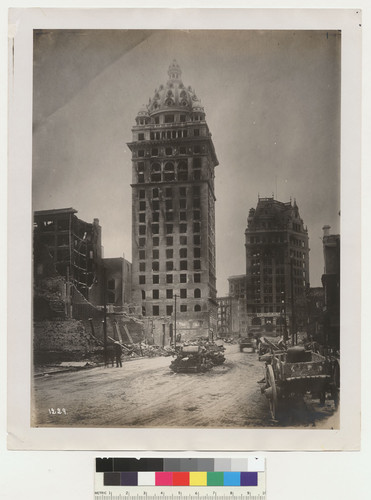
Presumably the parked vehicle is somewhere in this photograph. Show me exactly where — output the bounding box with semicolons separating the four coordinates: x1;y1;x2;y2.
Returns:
261;345;340;419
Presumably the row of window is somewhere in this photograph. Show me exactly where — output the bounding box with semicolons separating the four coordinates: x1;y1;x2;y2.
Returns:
136;144;203;158
140;273;201;285
139;200;201;213
138;235;201;248
138;185;200;199
138;128;202;141
139;248;201;260
138;222;202;235
137;112;204;126
139;211;201;224
143;288;202;300
138;259;201;277
149;303;202;316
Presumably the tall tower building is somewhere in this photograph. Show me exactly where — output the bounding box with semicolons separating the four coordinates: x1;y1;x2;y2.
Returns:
128;60;218;339
245;197;310;337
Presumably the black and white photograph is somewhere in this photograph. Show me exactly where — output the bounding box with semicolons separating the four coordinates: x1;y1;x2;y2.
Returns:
6;8;362;453
30;27;342;430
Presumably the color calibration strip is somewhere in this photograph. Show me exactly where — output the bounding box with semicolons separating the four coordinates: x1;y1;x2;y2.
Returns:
95;458;265;487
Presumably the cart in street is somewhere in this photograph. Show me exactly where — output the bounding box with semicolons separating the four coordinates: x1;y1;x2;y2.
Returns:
262;345;340;420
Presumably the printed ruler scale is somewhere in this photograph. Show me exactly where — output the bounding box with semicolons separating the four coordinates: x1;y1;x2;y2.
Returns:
95;458;266;500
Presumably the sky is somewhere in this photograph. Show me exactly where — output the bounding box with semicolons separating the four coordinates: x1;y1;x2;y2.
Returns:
32;29;341;295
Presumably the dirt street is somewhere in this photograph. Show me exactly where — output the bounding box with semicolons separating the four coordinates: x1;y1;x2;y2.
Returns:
32;343;338;428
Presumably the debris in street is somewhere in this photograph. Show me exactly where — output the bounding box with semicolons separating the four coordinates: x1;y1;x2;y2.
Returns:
169;339;225;373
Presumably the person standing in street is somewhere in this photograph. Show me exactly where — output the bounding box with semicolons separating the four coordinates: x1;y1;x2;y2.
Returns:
114;341;123;368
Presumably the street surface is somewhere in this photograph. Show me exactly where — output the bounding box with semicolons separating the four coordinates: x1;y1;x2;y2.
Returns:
32;343;338;428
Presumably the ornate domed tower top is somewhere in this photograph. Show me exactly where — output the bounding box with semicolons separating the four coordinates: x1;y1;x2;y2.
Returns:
132;60;206;119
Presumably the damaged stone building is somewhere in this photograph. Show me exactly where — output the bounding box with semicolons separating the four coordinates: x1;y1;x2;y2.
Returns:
128;60;219;340
33;208;104;308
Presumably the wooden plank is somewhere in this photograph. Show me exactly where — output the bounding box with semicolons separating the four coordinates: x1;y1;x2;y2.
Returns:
123;324;134;343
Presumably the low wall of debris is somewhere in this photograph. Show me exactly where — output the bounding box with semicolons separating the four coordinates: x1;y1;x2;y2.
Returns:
33;319;101;364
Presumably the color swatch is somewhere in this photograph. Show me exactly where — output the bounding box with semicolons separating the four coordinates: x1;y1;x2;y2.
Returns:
96;458;262;487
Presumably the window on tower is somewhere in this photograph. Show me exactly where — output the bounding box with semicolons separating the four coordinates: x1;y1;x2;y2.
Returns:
151;163;161;182
139;201;146;211
164;162;175;181
180;274;187;283
153;275;159;284
164;115;175;123
178;161;188;181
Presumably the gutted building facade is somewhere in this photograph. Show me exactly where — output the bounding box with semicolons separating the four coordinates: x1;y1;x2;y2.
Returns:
245;197;310;336
33;208;103;304
128;60;218;339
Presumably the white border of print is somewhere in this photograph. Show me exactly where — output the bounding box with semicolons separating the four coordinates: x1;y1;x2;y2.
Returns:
7;7;361;450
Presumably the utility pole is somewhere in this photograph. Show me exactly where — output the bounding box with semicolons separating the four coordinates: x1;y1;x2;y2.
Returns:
174;294;177;349
103;266;107;364
290;258;296;346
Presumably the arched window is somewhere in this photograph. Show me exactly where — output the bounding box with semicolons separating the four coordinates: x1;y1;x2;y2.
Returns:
164;162;175;182
194;288;201;299
151;163;161;182
194;304;201;312
177;161;188;181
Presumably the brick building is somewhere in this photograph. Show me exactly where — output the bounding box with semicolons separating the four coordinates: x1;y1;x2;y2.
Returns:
217;296;232;337
227;275;249;336
128;60;218;339
245;197;310;337
103;256;132;309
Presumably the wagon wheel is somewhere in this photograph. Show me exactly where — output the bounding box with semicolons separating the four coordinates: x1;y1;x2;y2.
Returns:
266;364;278;420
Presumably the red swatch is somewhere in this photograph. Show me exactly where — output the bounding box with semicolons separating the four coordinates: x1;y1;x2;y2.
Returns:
172;472;190;486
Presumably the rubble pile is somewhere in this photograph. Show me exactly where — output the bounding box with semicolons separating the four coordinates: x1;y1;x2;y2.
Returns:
169;339;225;373
33;320;101;364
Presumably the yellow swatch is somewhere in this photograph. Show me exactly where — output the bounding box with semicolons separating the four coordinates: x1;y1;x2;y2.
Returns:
189;472;207;486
